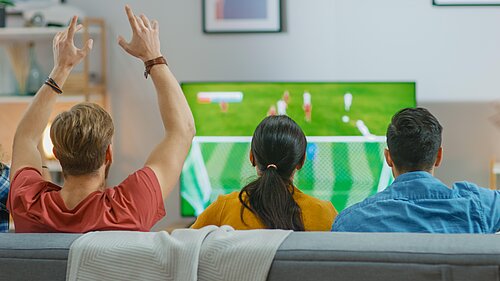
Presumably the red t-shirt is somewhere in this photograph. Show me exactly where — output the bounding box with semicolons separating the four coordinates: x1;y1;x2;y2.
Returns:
7;167;166;233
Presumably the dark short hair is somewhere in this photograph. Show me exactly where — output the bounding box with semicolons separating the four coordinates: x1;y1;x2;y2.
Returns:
386;108;443;172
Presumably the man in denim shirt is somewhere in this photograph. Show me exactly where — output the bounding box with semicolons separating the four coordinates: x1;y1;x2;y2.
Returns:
332;108;500;233
0;163;9;232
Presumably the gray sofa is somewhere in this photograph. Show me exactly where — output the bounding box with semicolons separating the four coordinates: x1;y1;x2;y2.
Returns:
0;232;499;281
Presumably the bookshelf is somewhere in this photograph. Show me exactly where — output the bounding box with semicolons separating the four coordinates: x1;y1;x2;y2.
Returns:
0;18;108;168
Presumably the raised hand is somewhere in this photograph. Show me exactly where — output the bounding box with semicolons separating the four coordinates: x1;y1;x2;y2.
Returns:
118;5;162;62
53;16;93;70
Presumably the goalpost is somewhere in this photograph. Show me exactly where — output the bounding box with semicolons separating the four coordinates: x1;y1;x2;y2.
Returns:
181;136;393;216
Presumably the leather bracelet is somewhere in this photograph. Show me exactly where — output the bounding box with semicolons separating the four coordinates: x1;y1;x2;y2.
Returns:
144;56;168;79
44;77;63;94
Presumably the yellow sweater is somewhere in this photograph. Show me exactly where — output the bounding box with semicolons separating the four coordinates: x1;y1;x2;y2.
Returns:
191;188;337;231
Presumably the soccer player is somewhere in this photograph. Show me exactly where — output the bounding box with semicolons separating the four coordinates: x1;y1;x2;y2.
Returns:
303;91;312;122
267;105;277;116
356;120;373;137
344;92;352;112
277;99;287;115
283;90;290;104
219;101;228;113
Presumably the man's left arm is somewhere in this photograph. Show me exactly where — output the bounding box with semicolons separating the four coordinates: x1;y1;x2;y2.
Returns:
9;16;92;181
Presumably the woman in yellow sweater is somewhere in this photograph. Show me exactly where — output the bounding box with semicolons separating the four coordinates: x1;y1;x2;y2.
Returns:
191;115;337;231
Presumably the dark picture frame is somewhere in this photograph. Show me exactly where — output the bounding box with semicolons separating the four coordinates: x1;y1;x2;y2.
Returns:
433;0;500;5
203;0;282;33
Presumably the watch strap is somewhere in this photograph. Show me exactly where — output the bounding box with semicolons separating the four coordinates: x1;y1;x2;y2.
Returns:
144;56;168;79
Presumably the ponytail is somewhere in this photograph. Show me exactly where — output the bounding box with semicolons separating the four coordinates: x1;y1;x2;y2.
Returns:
240;115;307;231
239;165;305;231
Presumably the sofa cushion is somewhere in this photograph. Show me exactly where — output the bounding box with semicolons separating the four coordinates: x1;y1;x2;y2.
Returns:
268;232;500;281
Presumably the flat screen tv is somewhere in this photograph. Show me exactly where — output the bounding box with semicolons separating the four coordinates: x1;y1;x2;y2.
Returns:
180;82;416;217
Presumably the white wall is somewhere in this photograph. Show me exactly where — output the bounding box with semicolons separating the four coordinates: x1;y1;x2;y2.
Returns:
67;0;500;227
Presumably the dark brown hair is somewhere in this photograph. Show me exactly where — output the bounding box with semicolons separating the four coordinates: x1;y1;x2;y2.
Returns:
239;115;306;231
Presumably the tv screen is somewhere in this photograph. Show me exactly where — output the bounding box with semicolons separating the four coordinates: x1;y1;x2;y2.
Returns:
180;82;416;217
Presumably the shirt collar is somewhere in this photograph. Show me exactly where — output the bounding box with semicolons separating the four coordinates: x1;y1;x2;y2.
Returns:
386;171;453;197
393;171;434;184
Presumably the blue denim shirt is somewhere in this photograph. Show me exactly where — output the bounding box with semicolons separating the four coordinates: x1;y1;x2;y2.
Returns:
332;171;500;233
0;165;9;232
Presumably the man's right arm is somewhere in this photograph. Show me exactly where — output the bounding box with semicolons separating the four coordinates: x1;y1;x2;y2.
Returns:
118;6;195;199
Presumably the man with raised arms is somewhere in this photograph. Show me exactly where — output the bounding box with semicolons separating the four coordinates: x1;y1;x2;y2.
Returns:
8;6;195;233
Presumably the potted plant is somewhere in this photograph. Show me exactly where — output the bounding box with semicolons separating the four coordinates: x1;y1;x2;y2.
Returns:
0;0;14;28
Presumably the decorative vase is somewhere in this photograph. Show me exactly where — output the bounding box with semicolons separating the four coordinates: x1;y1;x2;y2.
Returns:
25;42;45;96
0;47;18;95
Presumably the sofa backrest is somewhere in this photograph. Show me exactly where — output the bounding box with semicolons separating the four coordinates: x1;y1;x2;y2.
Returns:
0;233;79;281
0;232;499;281
270;232;500;281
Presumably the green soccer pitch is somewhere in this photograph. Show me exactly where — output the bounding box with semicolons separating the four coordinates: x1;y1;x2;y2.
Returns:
183;82;416;136
180;82;416;217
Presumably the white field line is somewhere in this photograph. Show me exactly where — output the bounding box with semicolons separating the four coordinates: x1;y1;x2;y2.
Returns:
190;142;212;203
312;143;334;200
180;150;206;216
377;162;393;192
204;143;234;197
193;136;386;143
345;143;375;207
377;142;392;192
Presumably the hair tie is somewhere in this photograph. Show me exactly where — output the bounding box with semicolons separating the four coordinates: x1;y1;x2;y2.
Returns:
266;164;278;170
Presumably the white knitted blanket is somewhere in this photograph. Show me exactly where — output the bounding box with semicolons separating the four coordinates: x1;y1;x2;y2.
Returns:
66;226;291;281
199;225;291;281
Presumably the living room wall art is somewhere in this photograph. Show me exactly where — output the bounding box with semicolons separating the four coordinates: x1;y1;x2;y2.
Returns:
203;0;281;33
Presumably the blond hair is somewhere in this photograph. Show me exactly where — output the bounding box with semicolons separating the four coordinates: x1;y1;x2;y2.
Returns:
50;103;114;176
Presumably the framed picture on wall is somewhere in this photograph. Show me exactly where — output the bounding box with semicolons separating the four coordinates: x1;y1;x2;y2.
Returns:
203;0;281;33
433;0;500;5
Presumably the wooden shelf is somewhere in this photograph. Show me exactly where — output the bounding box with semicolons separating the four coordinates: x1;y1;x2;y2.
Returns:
0;95;90;104
0;18;108;165
0;90;106;105
0;26;101;42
